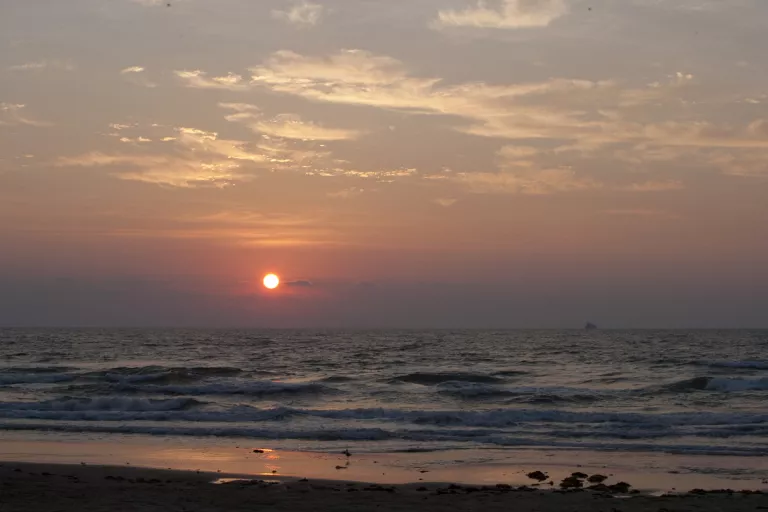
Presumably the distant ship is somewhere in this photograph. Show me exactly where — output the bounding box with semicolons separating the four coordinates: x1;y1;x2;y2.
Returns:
584;322;598;330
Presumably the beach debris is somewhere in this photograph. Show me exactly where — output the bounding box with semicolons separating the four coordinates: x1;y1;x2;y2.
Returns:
272;470;278;474
342;449;351;457
419;470;429;473
253;449;265;453
588;474;608;483
299;478;309;482
526;471;548;481
335;465;347;470
571;472;588;479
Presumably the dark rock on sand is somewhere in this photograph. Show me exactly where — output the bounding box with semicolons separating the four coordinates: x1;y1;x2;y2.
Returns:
253;449;265;453
588;474;608;483
571;472;588;479
560;476;584;489
587;483;610;492
526;471;548;481
608;482;632;493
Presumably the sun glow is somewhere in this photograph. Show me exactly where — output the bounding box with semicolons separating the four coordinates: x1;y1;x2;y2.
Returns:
263;273;280;289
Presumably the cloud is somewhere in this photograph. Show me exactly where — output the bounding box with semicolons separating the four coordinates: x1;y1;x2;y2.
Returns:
310;167;417;182
219;102;260;113
256;115;361;141
455;168;601;195
285;280;314;287
183;50;768;188
219;103;360;141
121;66;145;74
8;60;75;72
602;209;678;218
620;180;684;192
246;50;698;149
114;210;343;247
109;123;136;130
55;127;268;187
130;0;178;5
0;103;52;127
174;70;248;91
272;1;324;27
435;0;568;29
434;198;458;207
704;149;768;177
256;135;332;168
120;66;157;87
328;187;364;198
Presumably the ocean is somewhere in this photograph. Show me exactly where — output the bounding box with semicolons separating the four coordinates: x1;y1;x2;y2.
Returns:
1;329;767;463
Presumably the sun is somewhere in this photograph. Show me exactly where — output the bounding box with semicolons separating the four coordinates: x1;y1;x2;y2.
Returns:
263;273;280;290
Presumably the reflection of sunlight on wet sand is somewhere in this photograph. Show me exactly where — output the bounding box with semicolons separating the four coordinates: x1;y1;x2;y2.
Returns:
2;435;767;492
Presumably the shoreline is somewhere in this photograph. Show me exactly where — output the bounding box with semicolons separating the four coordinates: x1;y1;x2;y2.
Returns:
2;461;768;512
1;433;767;493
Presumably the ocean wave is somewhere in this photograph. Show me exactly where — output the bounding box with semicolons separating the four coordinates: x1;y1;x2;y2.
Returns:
126;380;332;396
707;361;768;370
0;421;766;456
0;422;392;441
85;366;243;385
492;370;529;377
0;397;201;412
436;382;605;402
657;376;768;393
390;372;506;385
706;377;768;392
3;404;766;429
0;373;76;385
0;366;76;374
320;376;357;383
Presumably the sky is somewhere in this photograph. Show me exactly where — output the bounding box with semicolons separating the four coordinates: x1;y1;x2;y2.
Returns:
1;0;767;328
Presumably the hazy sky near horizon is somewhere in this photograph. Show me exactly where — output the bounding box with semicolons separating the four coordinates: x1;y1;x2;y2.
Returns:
1;0;768;327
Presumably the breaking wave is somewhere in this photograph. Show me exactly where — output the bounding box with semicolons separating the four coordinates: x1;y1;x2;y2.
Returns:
390;372;507;385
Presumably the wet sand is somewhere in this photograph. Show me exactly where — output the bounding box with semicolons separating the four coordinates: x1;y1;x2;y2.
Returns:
2;461;768;512
2;434;767;492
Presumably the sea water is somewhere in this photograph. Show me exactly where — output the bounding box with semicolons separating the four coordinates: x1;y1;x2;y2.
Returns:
1;329;767;465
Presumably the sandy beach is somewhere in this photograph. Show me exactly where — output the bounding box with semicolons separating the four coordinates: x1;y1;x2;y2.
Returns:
2;435;768;512
3;434;768;492
2;461;768;512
